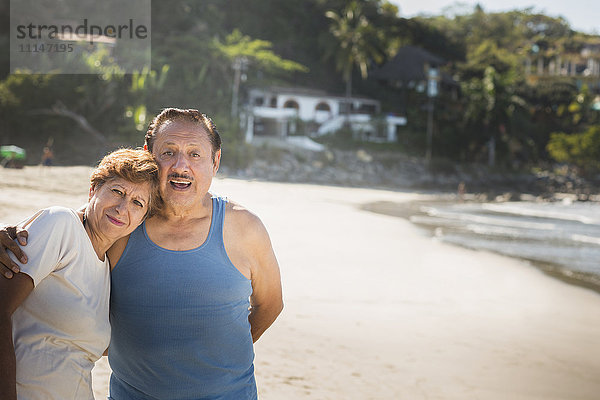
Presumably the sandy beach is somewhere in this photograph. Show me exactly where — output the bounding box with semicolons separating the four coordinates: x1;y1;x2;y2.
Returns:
2;166;600;400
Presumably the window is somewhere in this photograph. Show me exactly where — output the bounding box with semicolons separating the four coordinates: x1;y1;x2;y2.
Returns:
283;99;299;109
315;102;331;112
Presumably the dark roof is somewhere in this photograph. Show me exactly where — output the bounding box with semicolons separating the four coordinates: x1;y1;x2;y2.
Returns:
371;45;445;82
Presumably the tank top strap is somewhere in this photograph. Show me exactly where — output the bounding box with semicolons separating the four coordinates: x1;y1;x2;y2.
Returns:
208;196;228;249
135;220;148;242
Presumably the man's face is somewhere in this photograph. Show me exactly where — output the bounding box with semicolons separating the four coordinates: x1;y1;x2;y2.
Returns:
151;120;221;212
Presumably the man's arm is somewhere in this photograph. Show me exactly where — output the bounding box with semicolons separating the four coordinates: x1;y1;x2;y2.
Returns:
0;273;34;400
0;207;74;279
0;225;28;279
244;215;284;343
224;203;284;342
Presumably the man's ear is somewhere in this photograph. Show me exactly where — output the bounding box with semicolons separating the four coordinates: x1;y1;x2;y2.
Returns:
89;185;95;201
213;149;222;176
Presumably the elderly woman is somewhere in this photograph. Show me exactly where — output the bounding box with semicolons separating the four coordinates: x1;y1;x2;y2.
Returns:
0;148;159;400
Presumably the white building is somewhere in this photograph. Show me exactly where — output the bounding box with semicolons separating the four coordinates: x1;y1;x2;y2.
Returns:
243;86;406;144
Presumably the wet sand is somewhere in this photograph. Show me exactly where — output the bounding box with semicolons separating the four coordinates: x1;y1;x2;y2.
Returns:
1;166;600;399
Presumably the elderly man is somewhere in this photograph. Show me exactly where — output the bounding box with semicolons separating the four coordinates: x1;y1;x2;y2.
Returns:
0;108;283;399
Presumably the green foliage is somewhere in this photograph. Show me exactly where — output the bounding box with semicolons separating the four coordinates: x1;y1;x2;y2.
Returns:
215;30;308;74
417;5;600;166
127;65;170;133
547;126;600;171
455;39;528;165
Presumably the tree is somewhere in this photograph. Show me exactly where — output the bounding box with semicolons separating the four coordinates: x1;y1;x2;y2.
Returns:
457;40;527;165
547;126;600;172
325;1;382;120
214;29;308;117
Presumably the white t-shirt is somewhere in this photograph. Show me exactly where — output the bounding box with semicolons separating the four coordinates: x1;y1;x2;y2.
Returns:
10;206;111;400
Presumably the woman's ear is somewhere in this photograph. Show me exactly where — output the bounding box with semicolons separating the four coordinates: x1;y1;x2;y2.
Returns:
89;185;95;201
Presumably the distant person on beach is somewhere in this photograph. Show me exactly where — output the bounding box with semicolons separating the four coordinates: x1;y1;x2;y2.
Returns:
0;108;284;399
0;149;158;400
458;181;466;202
40;147;53;167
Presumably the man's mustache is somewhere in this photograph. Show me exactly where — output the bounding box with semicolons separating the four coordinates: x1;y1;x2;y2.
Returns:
167;173;194;181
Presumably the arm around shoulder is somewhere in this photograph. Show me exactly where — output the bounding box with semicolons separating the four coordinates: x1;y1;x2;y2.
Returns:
0;224;29;279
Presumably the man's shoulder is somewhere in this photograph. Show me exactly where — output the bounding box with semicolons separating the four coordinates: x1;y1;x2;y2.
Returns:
224;200;263;229
223;200;270;247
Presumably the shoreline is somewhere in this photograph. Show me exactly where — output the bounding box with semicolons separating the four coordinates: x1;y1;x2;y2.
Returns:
361;198;600;294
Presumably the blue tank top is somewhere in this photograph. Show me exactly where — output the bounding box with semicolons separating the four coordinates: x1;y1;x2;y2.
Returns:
108;197;257;400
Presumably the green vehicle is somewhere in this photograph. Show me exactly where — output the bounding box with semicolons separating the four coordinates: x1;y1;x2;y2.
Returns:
0;145;26;168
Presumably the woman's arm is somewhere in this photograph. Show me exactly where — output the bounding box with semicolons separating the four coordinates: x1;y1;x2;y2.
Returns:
0;273;34;400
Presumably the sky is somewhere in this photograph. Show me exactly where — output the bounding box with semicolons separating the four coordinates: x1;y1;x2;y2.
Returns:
389;0;599;34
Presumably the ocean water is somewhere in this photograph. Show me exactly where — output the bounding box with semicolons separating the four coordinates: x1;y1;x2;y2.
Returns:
408;199;600;291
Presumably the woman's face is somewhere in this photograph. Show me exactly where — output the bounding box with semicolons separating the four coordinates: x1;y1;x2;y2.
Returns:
86;176;152;241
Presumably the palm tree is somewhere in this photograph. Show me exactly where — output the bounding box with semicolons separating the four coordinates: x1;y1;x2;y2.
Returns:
325;1;380;122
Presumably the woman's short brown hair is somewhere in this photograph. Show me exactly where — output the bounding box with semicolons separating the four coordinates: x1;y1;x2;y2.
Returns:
90;148;160;217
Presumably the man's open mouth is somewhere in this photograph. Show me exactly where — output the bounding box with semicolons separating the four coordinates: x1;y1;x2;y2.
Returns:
169;179;192;189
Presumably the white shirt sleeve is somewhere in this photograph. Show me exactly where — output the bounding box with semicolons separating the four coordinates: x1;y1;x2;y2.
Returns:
10;207;80;287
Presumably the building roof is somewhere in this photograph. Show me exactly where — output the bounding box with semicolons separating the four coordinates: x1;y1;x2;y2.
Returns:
370;45;445;82
248;86;379;103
